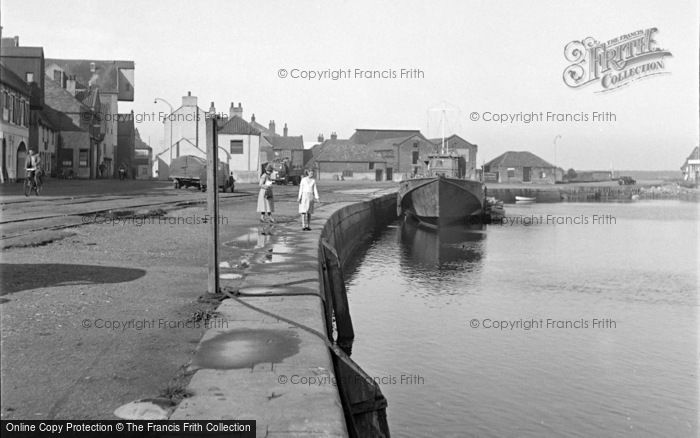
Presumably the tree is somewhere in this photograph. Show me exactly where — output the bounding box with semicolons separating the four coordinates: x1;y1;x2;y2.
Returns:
566;168;577;181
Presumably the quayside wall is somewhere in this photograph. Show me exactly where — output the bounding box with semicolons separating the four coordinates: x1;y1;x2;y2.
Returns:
318;192;396;438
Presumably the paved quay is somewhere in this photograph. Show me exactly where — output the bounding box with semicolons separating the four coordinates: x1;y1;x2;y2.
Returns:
0;180;394;428
169;183;396;437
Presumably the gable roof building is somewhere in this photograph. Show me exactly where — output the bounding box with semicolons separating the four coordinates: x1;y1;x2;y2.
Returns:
485;151;555;169
306;138;387;180
681;146;700;183
484;150;559;184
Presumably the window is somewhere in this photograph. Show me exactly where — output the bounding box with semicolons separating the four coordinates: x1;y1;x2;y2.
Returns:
26;72;34;83
53;70;62;82
507;168;515;177
19;101;24;126
24;101;30;127
412;151;419;164
79;149;89;167
230;140;243;154
342;170;353;178
9;95;15;124
369;162;374;170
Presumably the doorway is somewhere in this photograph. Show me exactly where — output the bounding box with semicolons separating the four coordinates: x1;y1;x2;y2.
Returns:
375;169;383;181
523;167;531;182
16;142;27;181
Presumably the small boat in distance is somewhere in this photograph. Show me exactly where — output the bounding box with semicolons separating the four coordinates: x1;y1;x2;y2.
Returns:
515;195;536;203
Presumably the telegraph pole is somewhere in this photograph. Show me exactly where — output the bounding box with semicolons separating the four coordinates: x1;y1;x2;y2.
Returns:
207;114;220;294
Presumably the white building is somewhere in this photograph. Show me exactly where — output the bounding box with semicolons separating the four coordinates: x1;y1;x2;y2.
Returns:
154;92;207;179
681;146;700;184
216;105;261;183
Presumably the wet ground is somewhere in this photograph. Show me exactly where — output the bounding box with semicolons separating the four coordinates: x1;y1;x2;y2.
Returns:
0;179;394;420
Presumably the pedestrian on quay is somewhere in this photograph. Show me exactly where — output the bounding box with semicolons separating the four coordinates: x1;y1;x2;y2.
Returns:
298;169;320;231
257;164;275;223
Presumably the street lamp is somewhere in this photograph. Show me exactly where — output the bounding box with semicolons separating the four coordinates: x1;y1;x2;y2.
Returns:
554;134;562;182
154;97;174;164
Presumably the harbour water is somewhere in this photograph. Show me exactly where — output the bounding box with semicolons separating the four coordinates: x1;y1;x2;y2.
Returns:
345;201;698;438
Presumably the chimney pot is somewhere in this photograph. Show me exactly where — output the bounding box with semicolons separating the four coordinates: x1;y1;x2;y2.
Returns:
188;91;191;96
283;123;288;137
331;132;337;140
317;133;325;143
251;113;256;123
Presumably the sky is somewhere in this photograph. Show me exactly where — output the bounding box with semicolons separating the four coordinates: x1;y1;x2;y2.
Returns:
2;0;698;170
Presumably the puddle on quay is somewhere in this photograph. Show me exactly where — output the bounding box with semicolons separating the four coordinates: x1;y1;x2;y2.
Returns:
191;329;301;370
261;253;294;264
224;227;272;250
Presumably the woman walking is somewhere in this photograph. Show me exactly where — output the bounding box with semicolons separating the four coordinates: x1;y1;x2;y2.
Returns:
257;164;275;222
298;169;320;230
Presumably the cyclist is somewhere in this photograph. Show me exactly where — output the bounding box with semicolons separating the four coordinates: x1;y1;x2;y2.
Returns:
25;148;42;189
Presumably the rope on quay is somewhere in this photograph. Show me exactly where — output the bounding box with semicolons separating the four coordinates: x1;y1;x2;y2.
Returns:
220;287;333;348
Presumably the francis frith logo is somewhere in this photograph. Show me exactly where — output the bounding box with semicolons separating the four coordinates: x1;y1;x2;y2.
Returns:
563;28;672;92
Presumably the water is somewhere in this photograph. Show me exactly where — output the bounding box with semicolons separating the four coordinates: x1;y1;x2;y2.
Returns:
345;201;698;438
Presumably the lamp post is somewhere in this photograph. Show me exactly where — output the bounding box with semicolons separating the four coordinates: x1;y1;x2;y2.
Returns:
154;97;174;164
554;134;562;182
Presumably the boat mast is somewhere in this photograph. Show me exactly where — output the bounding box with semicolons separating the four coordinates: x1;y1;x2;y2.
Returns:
441;109;446;155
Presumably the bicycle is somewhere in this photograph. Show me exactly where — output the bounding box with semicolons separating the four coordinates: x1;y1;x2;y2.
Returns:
24;169;42;196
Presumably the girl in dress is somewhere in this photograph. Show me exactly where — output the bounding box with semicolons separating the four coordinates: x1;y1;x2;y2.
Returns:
257;164;275;222
298;169;320;230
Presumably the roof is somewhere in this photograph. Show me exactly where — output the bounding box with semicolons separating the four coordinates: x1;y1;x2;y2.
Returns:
217;115;260;135
134;128;151;151
250;119;274;136
428;134;477;148
44;77;89;115
265;135;304;150
0;62;31;95
306;139;385;167
367;134;428;151
485;151;555;168
40;104;83;132
681;146;700;169
350;129;422;144
45;59;134;94
1;46;44;58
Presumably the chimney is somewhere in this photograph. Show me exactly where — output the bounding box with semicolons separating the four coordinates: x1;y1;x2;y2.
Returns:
14;36;19;47
209;102;216;116
331;132;338;140
233;102;243;119
66;75;76;96
182;91;197;107
283;123;288;137
269;120;276;135
251;113;256;123
317;133;324;143
229;102;236;118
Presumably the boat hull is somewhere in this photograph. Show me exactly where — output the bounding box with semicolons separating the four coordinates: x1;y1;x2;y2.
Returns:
397;176;485;227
